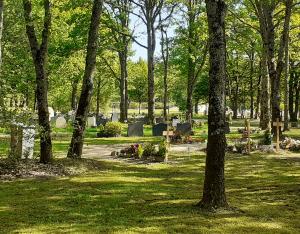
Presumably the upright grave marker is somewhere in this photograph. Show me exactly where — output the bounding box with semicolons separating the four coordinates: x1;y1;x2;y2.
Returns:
163;119;173;162
273;118;283;152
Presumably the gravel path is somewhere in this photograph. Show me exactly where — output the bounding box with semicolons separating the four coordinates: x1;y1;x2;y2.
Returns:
82;143;207;160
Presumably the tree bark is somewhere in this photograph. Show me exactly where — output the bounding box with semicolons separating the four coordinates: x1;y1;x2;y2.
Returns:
119;51;127;122
255;64;261;119
254;0;293;137
198;0;228;210
147;21;156;124
67;0;103;159
259;49;270;129
0;0;3;69
249;49;255;119
160;15;169;121
71;79;79;111
23;0;52;164
96;77;101;116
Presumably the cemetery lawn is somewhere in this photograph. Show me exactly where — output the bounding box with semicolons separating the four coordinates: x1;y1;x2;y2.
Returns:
0;152;299;233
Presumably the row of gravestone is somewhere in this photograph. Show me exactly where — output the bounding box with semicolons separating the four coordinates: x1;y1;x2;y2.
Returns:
127;122;192;137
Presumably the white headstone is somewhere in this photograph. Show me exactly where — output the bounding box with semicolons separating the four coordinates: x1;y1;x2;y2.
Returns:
112;113;119;122
48;107;54;120
56;116;67;128
22;126;35;159
87;116;97;127
172;119;180;127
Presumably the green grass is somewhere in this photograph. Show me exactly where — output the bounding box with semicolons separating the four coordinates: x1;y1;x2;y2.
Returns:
0;152;299;233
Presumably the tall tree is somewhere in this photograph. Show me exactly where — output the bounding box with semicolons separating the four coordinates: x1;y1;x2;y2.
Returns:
106;0;131;122
185;0;208;123
159;12;170;121
197;0;228;210
23;0;52;164
0;0;3;69
251;0;293;136
130;0;175;124
67;0;103;159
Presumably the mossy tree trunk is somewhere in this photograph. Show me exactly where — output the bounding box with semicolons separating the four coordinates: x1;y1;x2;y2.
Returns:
67;0;103;159
197;0;228;210
23;0;52;164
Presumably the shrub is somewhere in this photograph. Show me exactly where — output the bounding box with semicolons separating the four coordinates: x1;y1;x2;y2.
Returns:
157;142;167;158
142;143;156;159
97;122;122;137
260;128;273;145
137;144;144;158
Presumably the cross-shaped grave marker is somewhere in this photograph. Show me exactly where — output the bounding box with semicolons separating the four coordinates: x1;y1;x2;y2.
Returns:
163;119;174;162
273;118;283;152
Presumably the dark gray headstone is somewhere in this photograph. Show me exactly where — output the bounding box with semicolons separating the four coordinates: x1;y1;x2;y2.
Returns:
224;122;230;134
136;117;149;125
156;117;164;123
97;117;108;126
128;123;144;137
176;123;192;135
153;123;168;136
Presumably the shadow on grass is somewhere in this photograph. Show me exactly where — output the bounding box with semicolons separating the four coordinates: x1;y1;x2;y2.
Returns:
0;153;299;233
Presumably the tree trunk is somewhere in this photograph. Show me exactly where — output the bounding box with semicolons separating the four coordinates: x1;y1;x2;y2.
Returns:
255;66;261;119
119;52;127;123
195;100;199;114
283;5;291;131
198;0;228;210
0;0;3;69
160;20;169;121
96;77;101;116
68;0;103;159
23;0;52;164
71;79;79;111
249;49;255;119
147;22;155;125
186;0;196;124
259;49;270;129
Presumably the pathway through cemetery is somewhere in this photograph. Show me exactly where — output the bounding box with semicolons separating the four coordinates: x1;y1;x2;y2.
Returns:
82;143;207;160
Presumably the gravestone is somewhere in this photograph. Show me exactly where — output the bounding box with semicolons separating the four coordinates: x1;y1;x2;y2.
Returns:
56;116;67;128
156;117;164;123
176;123;192;135
97;116;108;126
111;113;119;122
50;116;57;125
172;118;180;127
87;116;97;128
11;124;35;159
153;123;167;136
48;107;54;121
224;122;230;134
128;122;144;137
68;110;75;122
21;126;36;159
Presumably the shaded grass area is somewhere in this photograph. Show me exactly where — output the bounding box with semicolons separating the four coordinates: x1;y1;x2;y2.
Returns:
0;152;299;233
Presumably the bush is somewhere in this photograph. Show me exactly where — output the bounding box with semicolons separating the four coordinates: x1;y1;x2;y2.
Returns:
157;142;167;158
260;128;273;145
97;122;122;137
142;143;156;158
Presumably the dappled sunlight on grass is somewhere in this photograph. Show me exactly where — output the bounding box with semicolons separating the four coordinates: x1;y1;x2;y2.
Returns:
0;150;299;233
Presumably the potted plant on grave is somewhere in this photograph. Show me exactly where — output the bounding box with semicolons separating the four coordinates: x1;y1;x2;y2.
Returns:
258;128;275;153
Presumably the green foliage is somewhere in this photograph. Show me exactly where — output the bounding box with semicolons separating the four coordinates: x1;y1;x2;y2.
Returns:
261;129;273;145
97;122;122;137
142;143;156;158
